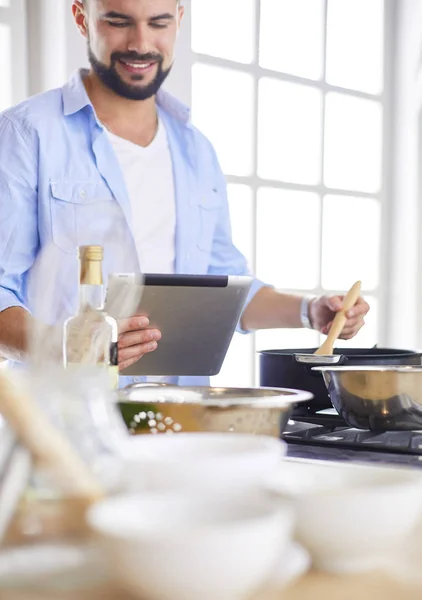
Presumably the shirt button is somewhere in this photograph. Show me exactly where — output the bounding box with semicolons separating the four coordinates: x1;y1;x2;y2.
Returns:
79;189;87;199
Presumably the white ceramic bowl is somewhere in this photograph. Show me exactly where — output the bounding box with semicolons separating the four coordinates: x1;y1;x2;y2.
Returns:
292;464;422;573
117;432;287;494
88;491;294;600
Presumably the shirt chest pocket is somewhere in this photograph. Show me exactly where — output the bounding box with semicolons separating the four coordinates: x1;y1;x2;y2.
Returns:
197;188;221;254
49;180;117;254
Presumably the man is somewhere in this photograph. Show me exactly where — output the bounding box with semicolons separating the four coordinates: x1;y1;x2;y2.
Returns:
0;0;369;385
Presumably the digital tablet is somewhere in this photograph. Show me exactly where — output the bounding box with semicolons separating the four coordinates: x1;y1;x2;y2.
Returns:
105;274;252;377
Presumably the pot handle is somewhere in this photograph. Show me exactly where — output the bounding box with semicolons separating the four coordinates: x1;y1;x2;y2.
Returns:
293;353;347;378
293;353;347;366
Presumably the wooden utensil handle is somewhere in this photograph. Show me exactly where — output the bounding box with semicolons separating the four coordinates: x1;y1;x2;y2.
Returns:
0;371;104;502
325;281;362;345
341;280;362;313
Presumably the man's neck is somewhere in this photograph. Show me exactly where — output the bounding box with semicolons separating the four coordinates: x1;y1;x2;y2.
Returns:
83;70;158;147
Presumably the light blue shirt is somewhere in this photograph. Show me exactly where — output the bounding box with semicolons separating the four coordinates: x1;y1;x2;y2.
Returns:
0;70;267;386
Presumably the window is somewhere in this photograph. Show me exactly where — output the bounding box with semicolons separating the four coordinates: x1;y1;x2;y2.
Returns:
188;0;387;386
0;0;27;111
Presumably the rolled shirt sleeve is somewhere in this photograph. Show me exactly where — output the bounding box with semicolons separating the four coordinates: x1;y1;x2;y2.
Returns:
0;114;39;314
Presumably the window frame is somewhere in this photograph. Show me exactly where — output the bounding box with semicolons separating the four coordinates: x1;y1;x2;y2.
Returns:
182;0;393;384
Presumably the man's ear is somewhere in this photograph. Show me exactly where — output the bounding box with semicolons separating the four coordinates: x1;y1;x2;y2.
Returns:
177;4;185;28
72;1;89;38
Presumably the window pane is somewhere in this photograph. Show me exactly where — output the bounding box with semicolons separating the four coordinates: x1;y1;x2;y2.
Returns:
257;188;320;290
321;195;381;290
0;24;11;111
260;0;324;80
324;93;383;193
192;63;255;176
326;0;384;94
258;78;322;184
335;297;379;349
255;329;321;384
211;333;254;388
192;0;256;64
227;184;254;269
256;329;320;353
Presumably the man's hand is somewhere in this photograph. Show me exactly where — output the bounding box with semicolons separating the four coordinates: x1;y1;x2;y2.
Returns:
118;316;161;371
309;295;370;340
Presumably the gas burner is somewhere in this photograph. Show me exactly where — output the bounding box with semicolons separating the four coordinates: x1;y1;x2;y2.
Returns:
283;413;422;467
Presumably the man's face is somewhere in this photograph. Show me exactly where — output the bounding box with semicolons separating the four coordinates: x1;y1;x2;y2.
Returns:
74;0;183;100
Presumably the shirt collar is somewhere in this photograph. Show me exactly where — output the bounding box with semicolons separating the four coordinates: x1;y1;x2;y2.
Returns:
62;69;92;116
62;69;191;126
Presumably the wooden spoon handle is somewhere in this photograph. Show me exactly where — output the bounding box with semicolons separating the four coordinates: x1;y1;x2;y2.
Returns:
325;280;362;345
341;280;363;313
314;281;362;355
0;371;104;502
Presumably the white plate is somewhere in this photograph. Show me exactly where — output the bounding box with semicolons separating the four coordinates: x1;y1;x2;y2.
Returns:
0;543;109;591
0;540;310;595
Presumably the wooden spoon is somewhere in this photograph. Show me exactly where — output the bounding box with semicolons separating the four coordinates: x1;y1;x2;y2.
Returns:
0;370;104;503
314;281;362;356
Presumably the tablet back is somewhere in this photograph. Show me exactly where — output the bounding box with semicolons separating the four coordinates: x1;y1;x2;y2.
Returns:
107;274;252;377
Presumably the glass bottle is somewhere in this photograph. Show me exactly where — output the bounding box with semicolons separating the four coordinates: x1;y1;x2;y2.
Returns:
63;245;119;389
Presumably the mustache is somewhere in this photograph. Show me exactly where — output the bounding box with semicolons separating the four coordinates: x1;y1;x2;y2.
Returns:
111;51;163;64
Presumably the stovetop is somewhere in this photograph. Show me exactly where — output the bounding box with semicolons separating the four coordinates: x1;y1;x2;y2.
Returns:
283;414;422;468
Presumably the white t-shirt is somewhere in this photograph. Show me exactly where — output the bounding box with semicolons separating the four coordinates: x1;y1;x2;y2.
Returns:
106;120;177;383
106;118;176;274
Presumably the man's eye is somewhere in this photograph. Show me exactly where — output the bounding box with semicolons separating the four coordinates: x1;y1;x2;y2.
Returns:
150;22;168;29
108;21;130;28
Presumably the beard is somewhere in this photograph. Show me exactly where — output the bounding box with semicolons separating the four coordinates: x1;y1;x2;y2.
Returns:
88;43;172;101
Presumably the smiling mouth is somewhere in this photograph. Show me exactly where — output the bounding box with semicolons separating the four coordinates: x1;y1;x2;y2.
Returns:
119;59;156;72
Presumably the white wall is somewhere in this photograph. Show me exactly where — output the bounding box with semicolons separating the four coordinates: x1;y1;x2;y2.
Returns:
27;0;67;95
388;0;422;349
164;0;192;107
6;0;28;103
65;0;89;77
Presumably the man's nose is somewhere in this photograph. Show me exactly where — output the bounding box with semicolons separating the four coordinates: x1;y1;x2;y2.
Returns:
127;23;153;56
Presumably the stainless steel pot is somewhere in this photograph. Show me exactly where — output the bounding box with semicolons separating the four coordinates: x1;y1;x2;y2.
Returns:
117;385;313;437
259;348;422;415
313;365;422;431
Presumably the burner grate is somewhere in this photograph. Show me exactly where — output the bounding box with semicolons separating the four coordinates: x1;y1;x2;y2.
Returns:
283;419;422;457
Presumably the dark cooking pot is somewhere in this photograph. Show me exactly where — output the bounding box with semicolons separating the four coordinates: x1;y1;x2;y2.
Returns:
259;348;422;415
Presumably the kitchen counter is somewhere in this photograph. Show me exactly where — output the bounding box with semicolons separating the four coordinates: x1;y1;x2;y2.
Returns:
2;504;422;600
2;458;421;600
1;568;421;600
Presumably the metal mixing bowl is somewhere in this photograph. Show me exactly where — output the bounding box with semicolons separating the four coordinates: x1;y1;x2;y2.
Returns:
313;365;422;431
117;385;313;437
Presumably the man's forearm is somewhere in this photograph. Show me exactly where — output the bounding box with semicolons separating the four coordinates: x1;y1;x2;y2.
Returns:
0;307;30;361
240;287;303;332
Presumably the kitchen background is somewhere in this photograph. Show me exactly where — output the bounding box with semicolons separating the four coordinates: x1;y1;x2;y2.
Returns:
1;0;421;386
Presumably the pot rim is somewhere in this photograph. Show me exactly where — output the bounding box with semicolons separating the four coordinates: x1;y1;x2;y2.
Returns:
312;365;422;374
258;347;422;357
